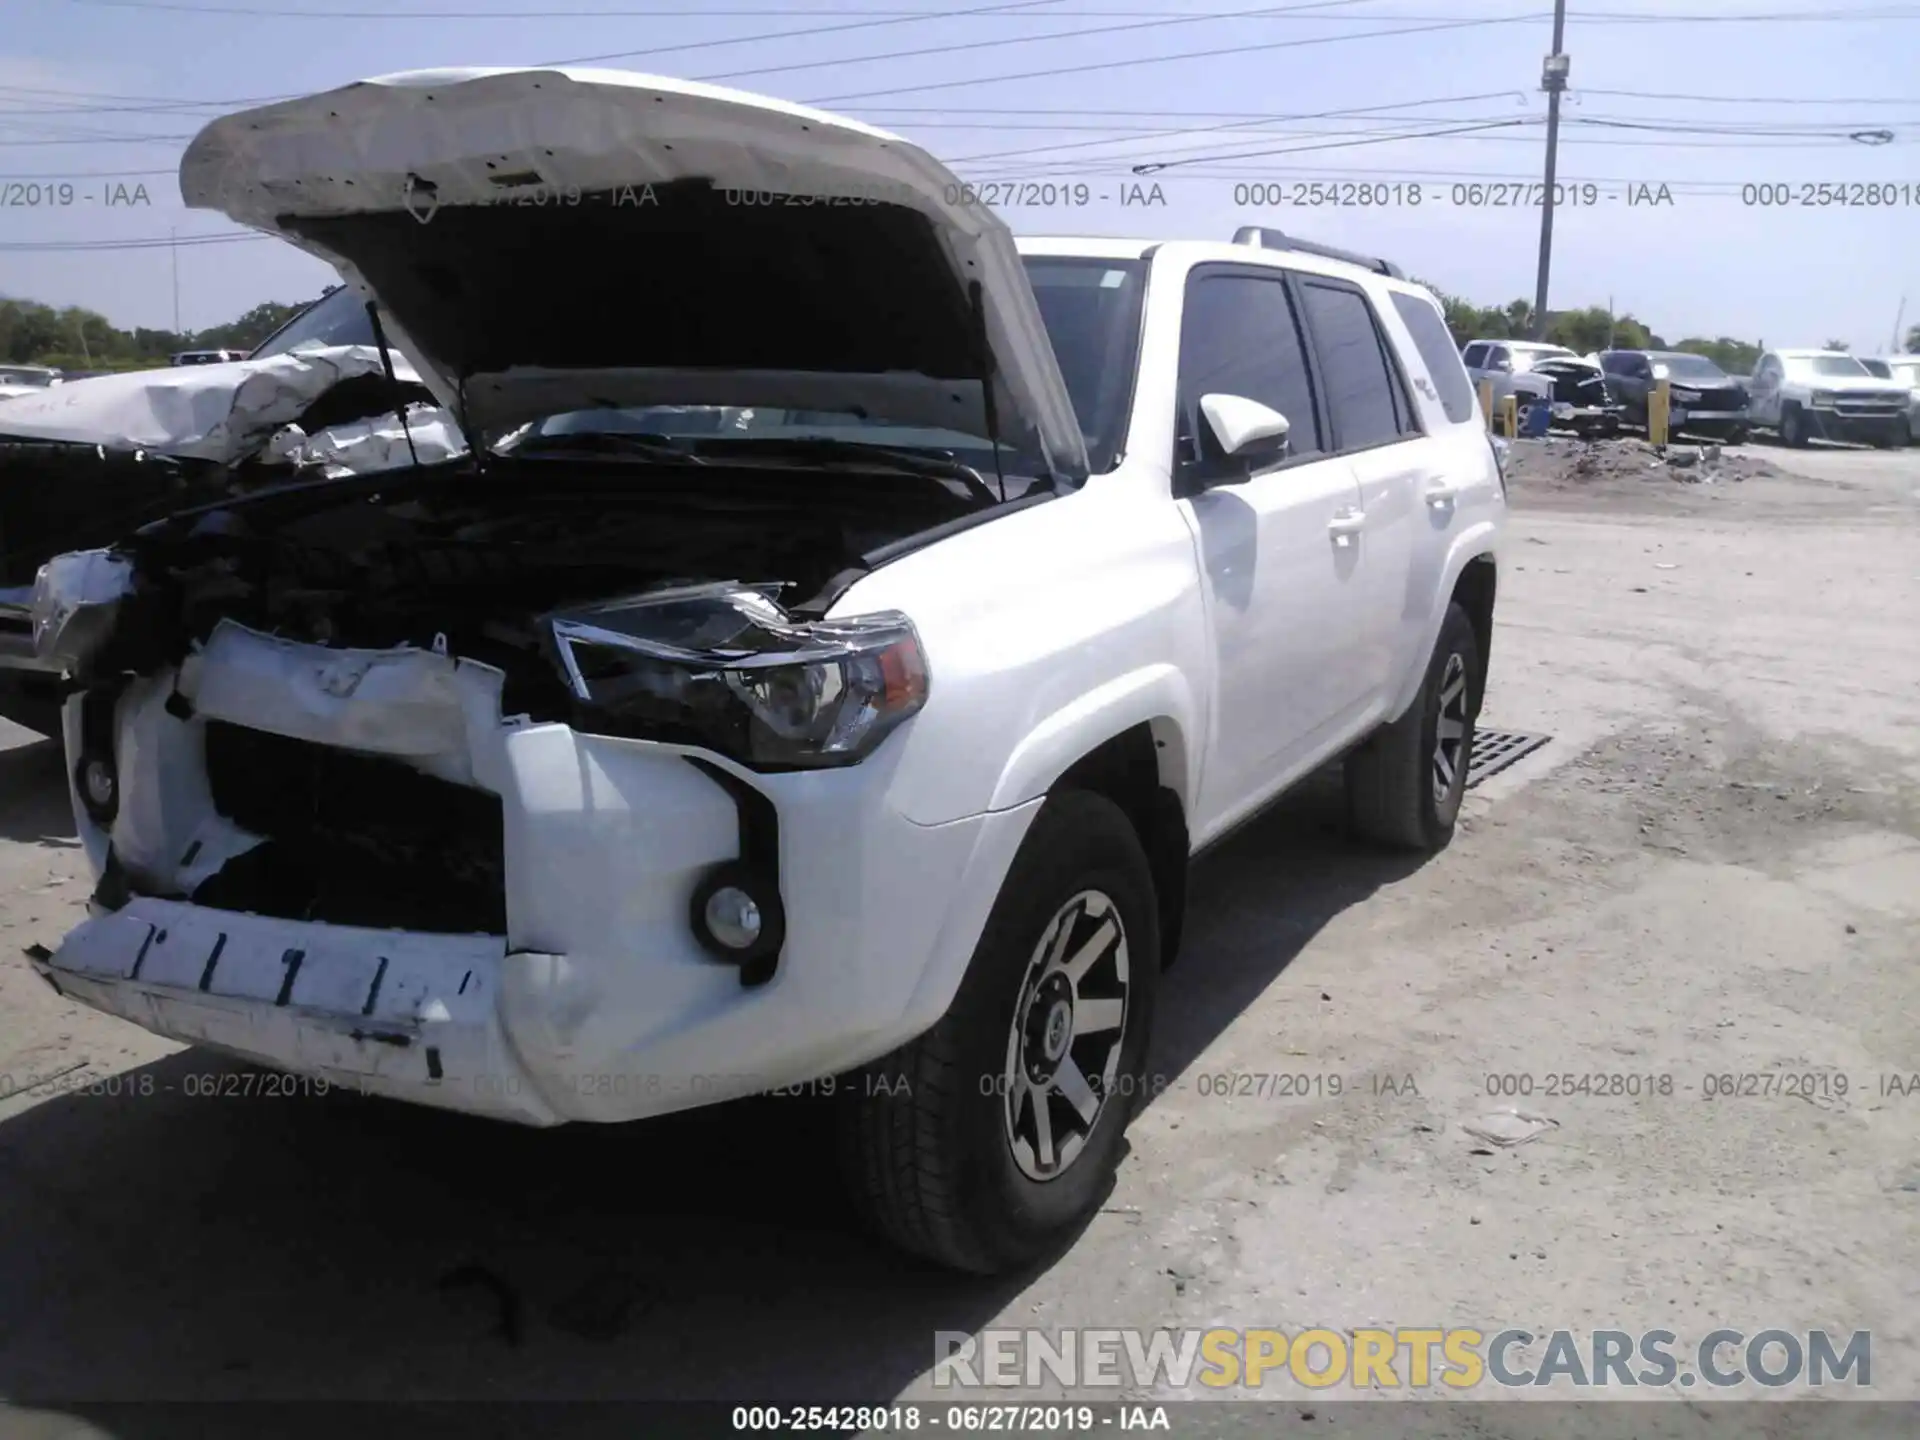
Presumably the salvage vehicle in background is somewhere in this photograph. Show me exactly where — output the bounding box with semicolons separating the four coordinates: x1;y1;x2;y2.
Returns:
0;365;63;401
25;68;1506;1274
1460;339;1620;437
1857;354;1920;444
1598;349;1750;443
0;284;462;733
1746;349;1911;448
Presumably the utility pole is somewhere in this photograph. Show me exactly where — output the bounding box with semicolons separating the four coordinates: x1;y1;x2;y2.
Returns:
1531;0;1570;341
1894;296;1908;353
171;228;181;334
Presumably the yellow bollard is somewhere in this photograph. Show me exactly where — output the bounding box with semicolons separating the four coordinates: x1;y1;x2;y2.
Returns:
1648;376;1670;446
1480;379;1495;431
1500;394;1518;439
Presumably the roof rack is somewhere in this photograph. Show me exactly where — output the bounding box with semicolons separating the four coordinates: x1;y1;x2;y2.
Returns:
1230;225;1404;280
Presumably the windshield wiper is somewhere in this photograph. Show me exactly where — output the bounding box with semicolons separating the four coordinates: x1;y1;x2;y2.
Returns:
504;430;706;464
690;435;1008;504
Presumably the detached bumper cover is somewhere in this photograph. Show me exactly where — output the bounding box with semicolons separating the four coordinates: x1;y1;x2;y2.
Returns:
33;899;558;1124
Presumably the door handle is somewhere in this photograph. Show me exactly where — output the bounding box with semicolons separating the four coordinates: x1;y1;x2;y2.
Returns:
1423;479;1463;507
1327;507;1367;544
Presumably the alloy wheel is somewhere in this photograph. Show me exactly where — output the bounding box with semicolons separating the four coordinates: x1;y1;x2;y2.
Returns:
1002;890;1131;1182
1431;651;1470;808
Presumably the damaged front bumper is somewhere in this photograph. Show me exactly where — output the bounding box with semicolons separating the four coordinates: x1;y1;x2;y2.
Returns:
32;620;1037;1126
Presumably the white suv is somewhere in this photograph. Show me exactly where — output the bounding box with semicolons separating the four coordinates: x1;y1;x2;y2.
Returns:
27;68;1505;1273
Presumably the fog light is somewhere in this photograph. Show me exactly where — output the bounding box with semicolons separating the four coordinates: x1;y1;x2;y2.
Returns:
74;752;118;825
703;886;762;950
689;861;785;975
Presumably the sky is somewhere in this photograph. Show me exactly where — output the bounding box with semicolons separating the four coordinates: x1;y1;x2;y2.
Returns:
3;0;1917;351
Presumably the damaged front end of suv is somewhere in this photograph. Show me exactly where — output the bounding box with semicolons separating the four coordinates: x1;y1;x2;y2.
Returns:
26;65;1087;1127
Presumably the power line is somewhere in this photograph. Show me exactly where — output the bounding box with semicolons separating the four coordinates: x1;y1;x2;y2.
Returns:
541;0;1379;70
800;11;1540;103
40;0;1920;16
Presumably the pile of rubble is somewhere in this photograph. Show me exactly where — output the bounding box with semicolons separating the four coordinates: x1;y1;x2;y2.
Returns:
1501;434;1786;490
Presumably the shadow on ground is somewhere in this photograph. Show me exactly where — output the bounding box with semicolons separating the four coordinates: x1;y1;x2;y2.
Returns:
0;766;1424;1423
0;736;77;848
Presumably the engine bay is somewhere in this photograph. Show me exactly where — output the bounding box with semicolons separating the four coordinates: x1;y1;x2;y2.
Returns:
98;454;985;718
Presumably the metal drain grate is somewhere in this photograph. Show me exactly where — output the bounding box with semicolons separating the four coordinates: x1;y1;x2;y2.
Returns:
1466;729;1550;788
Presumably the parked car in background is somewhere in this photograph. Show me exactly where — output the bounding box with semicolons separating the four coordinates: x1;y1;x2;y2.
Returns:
1598;349;1750;443
0;285;462;733
1460;339;1619;436
1857;354;1920;444
1747;349;1911;448
24;66;1506;1274
169;348;247;366
0;366;63;401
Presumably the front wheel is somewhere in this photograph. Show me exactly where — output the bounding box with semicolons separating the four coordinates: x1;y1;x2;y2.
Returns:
837;791;1160;1273
1780;405;1809;447
1725;426;1750;446
1345;602;1483;852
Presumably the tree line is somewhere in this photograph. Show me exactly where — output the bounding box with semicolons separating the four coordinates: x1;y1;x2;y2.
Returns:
6;283;1918;379
0;294;317;373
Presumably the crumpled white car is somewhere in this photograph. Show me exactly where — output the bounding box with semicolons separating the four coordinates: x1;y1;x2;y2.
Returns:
26;66;1505;1272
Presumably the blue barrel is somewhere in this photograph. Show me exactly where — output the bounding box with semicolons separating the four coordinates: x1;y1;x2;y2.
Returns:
1521;400;1553;438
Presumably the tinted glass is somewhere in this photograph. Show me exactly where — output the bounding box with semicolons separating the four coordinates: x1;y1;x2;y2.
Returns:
1462;343;1487;368
248;287;379;358
1300;281;1407;451
1656;353;1727;380
1390;291;1475;424
1176;271;1322;458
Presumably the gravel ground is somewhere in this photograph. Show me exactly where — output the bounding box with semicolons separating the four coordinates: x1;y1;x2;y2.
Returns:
0;439;1915;1431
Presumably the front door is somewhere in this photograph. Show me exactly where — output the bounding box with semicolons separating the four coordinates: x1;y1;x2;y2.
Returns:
1171;265;1370;833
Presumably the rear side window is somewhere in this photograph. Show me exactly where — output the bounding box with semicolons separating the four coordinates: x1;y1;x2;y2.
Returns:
1298;280;1414;452
1462;343;1487;368
1390;291;1476;424
1176;271;1323;458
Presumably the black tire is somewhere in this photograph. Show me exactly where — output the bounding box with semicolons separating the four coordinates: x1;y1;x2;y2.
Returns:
1345;603;1483;852
837;790;1160;1274
1780;405;1808;448
1726;426;1750;447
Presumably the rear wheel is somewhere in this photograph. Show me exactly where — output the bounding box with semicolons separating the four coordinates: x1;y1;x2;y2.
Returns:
838;791;1159;1273
1346;603;1482;852
1726;426;1750;446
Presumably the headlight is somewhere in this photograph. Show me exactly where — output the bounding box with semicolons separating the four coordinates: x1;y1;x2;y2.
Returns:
31;548;135;676
1672;388;1701;403
1809;390;1837;406
547;583;929;768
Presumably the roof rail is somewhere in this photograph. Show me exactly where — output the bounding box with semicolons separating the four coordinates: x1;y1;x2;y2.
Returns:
1230;225;1405;280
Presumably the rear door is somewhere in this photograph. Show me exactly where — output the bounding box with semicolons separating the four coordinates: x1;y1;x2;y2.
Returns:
1172;263;1369;829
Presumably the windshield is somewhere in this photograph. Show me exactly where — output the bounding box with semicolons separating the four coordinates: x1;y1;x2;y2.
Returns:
0;367;57;387
1790;354;1871;378
248;286;378;359
1655;353;1727;381
505;255;1150;478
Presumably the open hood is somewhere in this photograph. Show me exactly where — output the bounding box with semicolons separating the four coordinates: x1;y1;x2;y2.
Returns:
178;67;1090;482
0;346;441;466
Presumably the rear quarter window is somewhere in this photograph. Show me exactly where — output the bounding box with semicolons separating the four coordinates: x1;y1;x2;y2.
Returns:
1390;291;1477;424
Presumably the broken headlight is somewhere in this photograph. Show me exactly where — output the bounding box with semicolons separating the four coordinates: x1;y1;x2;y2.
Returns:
547;584;929;768
31;548;135;678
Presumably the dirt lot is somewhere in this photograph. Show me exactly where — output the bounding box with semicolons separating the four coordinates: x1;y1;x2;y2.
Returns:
0;436;1915;1428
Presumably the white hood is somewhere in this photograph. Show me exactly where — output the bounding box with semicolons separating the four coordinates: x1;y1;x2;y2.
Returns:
0;346;448;467
177;67;1089;481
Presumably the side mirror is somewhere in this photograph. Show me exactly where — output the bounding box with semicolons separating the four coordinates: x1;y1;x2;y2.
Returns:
1200;393;1290;459
1182;394;1291;492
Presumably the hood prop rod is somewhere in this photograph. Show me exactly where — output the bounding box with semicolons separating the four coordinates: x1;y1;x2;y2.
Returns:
363;300;421;470
968;280;1008;503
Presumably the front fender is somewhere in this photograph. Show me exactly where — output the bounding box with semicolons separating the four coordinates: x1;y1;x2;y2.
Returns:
987;663;1199;813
